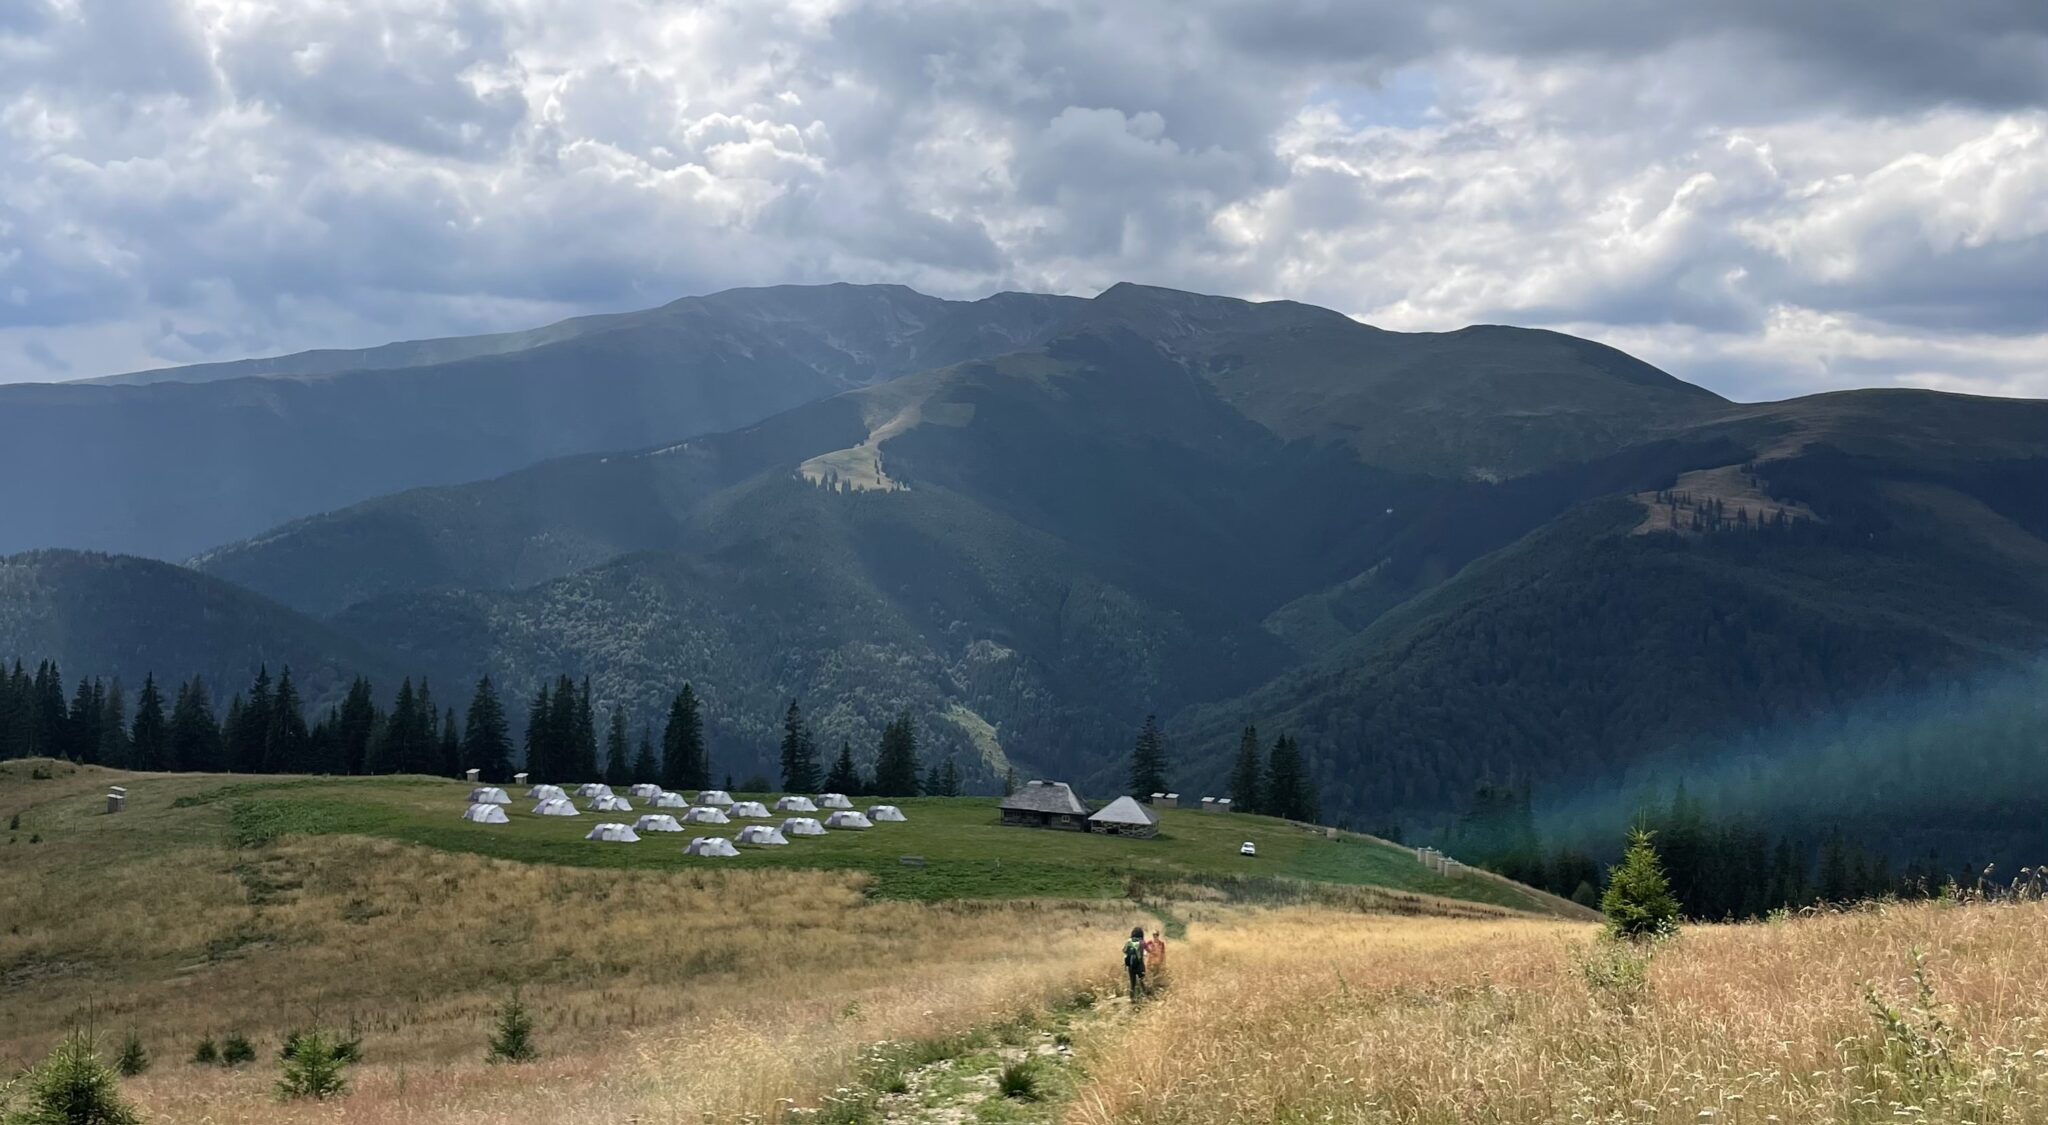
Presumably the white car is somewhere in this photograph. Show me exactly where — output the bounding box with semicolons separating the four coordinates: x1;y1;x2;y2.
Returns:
1239;841;1258;857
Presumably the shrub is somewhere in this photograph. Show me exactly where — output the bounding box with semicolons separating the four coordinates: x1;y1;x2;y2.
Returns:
220;1032;256;1067
3;1031;142;1125
997;1061;1041;1101
486;995;537;1063
6;813;17;831
1601;828;1680;939
191;1037;219;1066
275;1030;352;1101
1572;937;1655;1009
114;1032;149;1077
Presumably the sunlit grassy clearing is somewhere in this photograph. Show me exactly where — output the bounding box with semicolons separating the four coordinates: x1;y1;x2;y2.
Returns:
6;763;1542;910
1070;899;2048;1125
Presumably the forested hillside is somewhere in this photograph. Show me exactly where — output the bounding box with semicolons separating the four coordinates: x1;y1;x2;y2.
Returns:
5;284;2047;875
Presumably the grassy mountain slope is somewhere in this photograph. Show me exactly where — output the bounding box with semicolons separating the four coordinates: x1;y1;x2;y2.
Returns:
0;550;399;710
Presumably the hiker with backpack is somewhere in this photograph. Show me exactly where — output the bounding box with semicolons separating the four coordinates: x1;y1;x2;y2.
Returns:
1123;925;1148;1001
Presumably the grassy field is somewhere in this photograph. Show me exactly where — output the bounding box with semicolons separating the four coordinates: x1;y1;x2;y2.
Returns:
6;758;2047;1124
5;762;1554;912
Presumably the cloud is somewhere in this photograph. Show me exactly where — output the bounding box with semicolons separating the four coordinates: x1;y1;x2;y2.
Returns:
0;0;2043;400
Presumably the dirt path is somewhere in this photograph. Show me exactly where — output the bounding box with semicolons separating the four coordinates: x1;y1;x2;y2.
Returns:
871;993;1133;1125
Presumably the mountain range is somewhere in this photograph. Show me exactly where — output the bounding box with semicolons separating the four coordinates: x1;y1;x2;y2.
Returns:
4;282;2046;848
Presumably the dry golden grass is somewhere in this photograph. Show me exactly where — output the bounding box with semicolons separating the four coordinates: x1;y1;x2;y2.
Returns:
1069;900;2048;1125
3;825;1131;1124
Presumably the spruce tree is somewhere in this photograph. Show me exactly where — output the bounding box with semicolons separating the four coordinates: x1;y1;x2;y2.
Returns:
923;761;943;797
10;1031;142;1125
412;680;439;775
573;678;599;780
367;679;416;775
268;666;312;773
548;677;582;779
169;676;223;772
67;676;101;762
779;699;820;792
662;684;707;790
1128;714;1168;796
337;677;378;775
440;707;462;777
230;666;274;773
603;710;631;787
938;757;961;797
524;682;553;781
130;675;168;772
1602;827;1681;939
486;994;537;1063
824;740;860;794
1265;733;1305;821
1228;724;1263;813
98;679;130;769
462;677;513;782
872;711;922;796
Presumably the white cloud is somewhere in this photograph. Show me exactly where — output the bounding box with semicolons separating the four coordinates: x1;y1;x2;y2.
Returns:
0;0;2043;399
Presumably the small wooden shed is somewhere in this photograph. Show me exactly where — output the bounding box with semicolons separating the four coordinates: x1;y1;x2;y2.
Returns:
999;780;1091;830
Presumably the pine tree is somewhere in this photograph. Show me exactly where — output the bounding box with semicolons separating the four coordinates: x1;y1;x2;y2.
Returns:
486;994;537;1063
1228;724;1263;813
368;679;416;775
524;682;553;781
663;684;707;790
548;677;582;779
440;707;462;777
824;740;860;794
1602;827;1681;938
1128;714;1167;796
462;677;513;782
130;675;168;772
1265;732;1305;820
229;666;275;773
268;666;313;773
779;699;820;792
872;711;922;796
169;676;223;772
67;675;101;762
603;710;631;787
336;677;378;775
573;678;599;780
98;679;130;768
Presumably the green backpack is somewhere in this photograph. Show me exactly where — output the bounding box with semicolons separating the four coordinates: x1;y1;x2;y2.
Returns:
1124;937;1146;972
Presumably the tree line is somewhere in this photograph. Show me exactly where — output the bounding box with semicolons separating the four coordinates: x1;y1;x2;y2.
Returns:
1125;714;1321;820
0;656;981;797
1451;780;1980;918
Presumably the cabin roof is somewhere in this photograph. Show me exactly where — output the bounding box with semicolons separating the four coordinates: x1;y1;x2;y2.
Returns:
999;780;1089;815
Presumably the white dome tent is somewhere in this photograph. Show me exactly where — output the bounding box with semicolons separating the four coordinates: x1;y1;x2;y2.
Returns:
685;836;740;858
683;806;731;825
635;814;685;834
825;810;873;830
695;790;735;807
468;786;511;806
575;783;613;799
868;805;908;823
728;801;772;819
533;797;580;816
774;795;818;813
653;791;689;808
589;794;634;813
736;824;790;846
527;784;567;802
585;822;641;843
816;793;854;810
629;783;665;801
461;803;509;824
781;817;827;837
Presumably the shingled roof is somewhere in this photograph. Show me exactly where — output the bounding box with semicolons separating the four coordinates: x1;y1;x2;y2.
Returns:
1000;780;1089;815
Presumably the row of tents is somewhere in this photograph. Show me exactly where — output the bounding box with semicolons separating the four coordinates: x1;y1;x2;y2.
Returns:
468;784;862;816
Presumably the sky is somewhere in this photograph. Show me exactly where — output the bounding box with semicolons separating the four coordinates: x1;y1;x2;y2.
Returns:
2;0;2045;400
